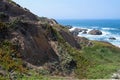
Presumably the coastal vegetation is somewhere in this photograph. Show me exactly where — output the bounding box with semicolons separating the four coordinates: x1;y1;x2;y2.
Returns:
0;0;120;79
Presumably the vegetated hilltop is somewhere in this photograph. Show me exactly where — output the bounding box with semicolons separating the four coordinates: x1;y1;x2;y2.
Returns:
0;0;120;79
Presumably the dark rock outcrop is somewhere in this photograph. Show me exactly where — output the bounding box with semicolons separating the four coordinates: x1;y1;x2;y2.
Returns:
70;28;81;36
70;28;88;36
75;37;93;47
0;12;9;22
60;30;81;49
0;0;81;67
0;0;38;21
82;31;87;34
0;0;60;66
38;17;58;25
88;30;102;35
109;37;116;40
71;30;79;36
9;21;59;66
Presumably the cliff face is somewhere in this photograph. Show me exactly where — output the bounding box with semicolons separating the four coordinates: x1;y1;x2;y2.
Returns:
10;22;59;66
0;0;80;66
1;0;120;79
0;0;38;21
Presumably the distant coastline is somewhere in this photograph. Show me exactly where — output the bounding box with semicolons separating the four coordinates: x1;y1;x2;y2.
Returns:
57;19;120;47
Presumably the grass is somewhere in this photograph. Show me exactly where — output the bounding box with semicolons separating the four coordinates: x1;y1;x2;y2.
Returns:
0;21;120;79
0;22;27;79
47;25;120;79
0;40;27;79
87;64;120;79
48;26;91;78
80;41;120;79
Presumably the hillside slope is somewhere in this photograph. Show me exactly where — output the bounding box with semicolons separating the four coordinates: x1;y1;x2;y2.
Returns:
0;0;120;79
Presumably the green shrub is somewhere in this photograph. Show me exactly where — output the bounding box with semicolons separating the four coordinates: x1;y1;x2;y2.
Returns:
0;75;7;80
46;26;91;78
0;40;26;76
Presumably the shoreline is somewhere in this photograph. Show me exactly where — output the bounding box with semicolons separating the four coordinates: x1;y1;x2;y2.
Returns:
69;27;120;48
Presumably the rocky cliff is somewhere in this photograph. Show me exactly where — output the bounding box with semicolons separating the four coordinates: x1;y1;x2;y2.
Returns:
0;0;120;79
0;0;80;68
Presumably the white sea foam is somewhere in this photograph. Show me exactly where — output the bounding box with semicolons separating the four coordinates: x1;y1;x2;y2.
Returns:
69;27;77;31
102;27;118;30
70;26;120;48
101;30;111;36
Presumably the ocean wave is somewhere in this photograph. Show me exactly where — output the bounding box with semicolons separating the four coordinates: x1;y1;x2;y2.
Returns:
69;27;77;31
101;30;111;35
78;33;120;48
70;26;120;48
102;27;118;30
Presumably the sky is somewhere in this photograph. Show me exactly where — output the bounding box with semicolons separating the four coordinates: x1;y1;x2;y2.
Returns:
13;0;120;19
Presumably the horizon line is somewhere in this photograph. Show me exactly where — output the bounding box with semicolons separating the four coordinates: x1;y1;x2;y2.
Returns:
55;18;120;20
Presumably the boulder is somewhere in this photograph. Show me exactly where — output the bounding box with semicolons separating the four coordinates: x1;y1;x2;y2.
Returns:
70;28;88;36
70;28;80;36
82;31;87;34
71;31;79;36
74;28;83;32
88;30;102;35
109;37;116;40
0;70;6;76
75;37;93;47
111;70;120;79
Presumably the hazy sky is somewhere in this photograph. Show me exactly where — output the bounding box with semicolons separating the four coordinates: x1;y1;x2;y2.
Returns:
13;0;120;19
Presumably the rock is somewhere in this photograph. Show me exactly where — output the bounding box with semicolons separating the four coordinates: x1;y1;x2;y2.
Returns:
74;28;83;32
70;28;80;36
111;70;120;79
82;31;87;34
0;0;38;21
0;66;7;76
75;37;93;47
70;28;87;36
38;17;58;25
0;0;80;76
60;30;81;49
50;19;58;25
0;12;9;22
88;30;102;35
87;41;93;47
71;31;79;36
0;70;6;76
109;37;116;40
9;71;18;80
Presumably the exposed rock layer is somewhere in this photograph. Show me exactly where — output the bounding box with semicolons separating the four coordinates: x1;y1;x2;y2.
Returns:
0;0;80;66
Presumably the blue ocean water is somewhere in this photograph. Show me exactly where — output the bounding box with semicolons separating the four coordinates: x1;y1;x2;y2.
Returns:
57;19;120;47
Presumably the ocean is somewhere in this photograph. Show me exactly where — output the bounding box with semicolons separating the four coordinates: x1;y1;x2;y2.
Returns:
57;19;120;47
